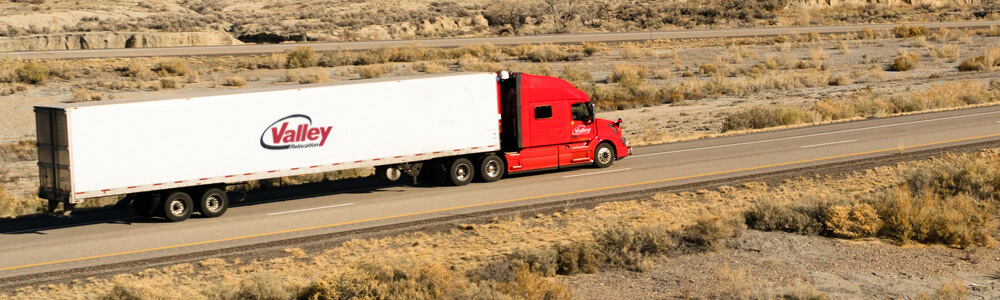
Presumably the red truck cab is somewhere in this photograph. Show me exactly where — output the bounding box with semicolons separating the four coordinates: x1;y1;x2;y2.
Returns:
499;73;631;173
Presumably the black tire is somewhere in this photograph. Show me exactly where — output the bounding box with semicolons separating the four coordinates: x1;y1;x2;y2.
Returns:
593;143;615;168
476;154;505;182
161;191;193;222
132;193;159;218
197;188;228;218
446;158;475;186
375;165;402;182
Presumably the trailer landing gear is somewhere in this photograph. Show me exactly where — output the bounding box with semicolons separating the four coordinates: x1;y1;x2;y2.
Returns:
45;200;75;219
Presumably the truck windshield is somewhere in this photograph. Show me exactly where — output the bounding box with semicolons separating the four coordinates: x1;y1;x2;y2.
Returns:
571;102;589;122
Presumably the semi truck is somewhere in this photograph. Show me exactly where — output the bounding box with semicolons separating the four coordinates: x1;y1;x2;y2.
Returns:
34;72;631;222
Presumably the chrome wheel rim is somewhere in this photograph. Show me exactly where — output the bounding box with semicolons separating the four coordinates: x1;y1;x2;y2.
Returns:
485;160;500;178
170;200;186;216
205;195;222;212
598;147;613;164
456;164;470;181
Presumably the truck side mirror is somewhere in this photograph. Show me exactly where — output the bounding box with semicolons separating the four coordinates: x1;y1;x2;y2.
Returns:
616;118;623;127
588;102;596;124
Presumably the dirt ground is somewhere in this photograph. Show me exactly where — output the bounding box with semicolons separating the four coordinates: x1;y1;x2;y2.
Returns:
562;230;1000;299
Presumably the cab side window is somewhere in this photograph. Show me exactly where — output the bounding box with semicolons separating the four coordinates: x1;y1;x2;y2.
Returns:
535;105;552;119
570;102;589;121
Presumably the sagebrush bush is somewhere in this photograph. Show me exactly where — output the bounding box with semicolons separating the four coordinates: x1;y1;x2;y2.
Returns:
889;51;920;71
744;198;823;235
869;187;996;248
554;240;604;275
223;76;246;87
905;152;1000;202
153;59;190;76
680;214;745;252
16;61;48;84
721;106;812;132
892;25;930;38
822;203;882;239
594;223;673;271
285;46;316;68
356;65;385;79
506;246;558;277
956;47;1000;72
519;44;581;62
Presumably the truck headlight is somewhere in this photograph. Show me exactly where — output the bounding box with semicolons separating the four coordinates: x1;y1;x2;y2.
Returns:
621;137;629;147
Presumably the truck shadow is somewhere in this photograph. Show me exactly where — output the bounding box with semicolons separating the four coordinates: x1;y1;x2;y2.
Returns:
0;176;408;235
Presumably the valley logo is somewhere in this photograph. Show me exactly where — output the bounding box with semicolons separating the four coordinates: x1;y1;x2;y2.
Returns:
260;114;333;150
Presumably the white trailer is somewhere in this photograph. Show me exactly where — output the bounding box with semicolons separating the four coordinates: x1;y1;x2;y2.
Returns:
35;72;501;221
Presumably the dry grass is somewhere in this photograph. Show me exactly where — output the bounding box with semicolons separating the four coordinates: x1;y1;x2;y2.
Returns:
620;42;652;59
356;65;385;79
893;25;930;38
15;61;47;85
9;146;1000;299
152;59;191;77
722;81;1000;132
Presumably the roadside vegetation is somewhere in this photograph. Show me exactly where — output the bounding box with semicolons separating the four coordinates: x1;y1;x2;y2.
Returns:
5;149;999;299
1;0;996;48
5;25;1000;218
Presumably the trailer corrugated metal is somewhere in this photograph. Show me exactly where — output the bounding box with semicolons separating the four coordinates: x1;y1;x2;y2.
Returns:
35;72;501;204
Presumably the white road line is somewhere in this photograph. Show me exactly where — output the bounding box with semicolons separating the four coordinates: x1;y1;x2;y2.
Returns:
266;203;355;216
800;139;858;148
562;168;632;178
631;110;1000;158
1;216;143;234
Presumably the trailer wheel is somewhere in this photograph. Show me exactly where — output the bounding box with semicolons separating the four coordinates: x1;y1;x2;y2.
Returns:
133;193;159;218
476;155;505;182
446;158;475;186
375;165;402;182
161;191;193;222
594;143;615;168
197;188;228;218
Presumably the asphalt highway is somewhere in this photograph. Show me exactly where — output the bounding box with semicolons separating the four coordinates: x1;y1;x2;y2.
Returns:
3;105;1000;279
3;20;1000;60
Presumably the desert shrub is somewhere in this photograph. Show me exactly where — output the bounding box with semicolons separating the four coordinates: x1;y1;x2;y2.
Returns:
496;266;571;300
356;65;385;79
857;28;877;40
620;42;652;59
297;69;330;83
698;63;718;76
905;152;1000;202
99;283;169;300
16;61;48;84
931;44;960;62
560;65;592;86
808;47;829;61
554;240;604;275
505;246;558;277
931;280;968;300
299;262;470;300
285;46;316;68
956;47;1000;72
234;273;289;300
122;60;153;79
160;78;178;89
679;214;745;252
744;198;823;235
593;223;673;272
519;44;581;62
892;25;930;38
822;203;882;239
153;59;190;76
721;106;811;132
223;76;246;87
581;42;603;56
608;64;649;84
416;62;449;73
0;140;37;161
69;89;102;102
869;187;996;248
889;51;920;71
458;56;500;72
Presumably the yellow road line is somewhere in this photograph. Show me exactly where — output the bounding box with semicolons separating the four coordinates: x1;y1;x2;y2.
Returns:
4;132;1000;272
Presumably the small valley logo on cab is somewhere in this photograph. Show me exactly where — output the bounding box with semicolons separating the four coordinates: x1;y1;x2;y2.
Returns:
260;114;333;150
571;125;592;135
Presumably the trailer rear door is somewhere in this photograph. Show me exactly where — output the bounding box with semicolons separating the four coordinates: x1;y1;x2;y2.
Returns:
35;107;72;203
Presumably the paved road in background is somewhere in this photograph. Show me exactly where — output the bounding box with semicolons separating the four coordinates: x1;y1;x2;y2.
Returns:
4;20;1000;60
3;105;1000;278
